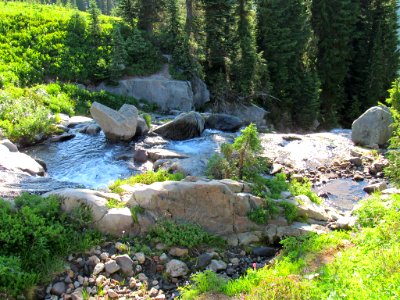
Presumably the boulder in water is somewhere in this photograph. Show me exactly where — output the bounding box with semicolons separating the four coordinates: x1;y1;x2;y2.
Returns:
135;115;149;136
351;106;393;147
90;102;138;142
153;111;205;140
217;102;268;127
205;113;242;132
191;76;210;109
0;145;45;176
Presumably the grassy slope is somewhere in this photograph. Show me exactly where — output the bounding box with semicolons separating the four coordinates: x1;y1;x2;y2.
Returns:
0;1;116;86
181;193;400;300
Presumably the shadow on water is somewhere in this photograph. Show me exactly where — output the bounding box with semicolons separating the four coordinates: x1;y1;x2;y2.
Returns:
314;178;368;211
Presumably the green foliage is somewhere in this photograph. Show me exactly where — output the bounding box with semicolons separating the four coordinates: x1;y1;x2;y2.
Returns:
206;124;267;180
106;198;126;209
312;0;358;127
0;88;56;145
130;205;145;223
247;199;279;225
386;79;400;186
0;193;102;296
279;201;299;224
182;193;400;299
109;169;185;193
141;113;152;128
0;256;37;297
257;0;320;130
148;220;225;249
289;178;323;205
180;270;226;300
251;173;289;199
345;0;399;126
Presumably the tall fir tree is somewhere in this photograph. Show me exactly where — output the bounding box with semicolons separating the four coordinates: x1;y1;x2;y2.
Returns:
117;0;137;26
110;24;128;82
312;0;358;127
257;0;320;129
233;0;258;96
202;0;236;101
345;0;399;126
137;0;166;34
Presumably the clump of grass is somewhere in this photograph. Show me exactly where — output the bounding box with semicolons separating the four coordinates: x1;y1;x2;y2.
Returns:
148;220;226;249
289;178;322;204
106;198;126;209
130;205;145;223
109;169;185;193
141;113;152;128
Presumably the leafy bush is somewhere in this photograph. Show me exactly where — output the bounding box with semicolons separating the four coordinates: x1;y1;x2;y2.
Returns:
148;220;225;249
0;193;102;296
109;169;185;193
279;201;299;224
0;88;56;145
106;198;126;209
0;2;163;86
385;79;400;186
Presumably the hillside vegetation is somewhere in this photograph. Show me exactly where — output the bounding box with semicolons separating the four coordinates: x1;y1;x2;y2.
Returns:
0;1;162;88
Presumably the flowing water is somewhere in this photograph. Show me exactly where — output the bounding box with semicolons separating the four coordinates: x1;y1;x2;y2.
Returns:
23;126;368;209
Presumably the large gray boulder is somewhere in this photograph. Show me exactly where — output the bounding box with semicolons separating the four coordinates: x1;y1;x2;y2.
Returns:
351;106;393;147
153;111;205;140
191;76;210;109
90;102;138;141
0;145;45;176
96;77;194;112
205;113;242;132
217;102;268;127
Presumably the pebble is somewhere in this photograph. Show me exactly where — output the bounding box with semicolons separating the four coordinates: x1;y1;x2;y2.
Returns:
105;260;121;274
135;252;146;264
159;253;169;263
207;260;227;272
93;262;105;275
51;282;66;296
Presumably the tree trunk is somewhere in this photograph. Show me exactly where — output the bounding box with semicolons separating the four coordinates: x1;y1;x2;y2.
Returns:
185;0;193;34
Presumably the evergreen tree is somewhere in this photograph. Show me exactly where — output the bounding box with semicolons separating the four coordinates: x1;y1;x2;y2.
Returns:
312;0;358;127
137;0;166;34
202;0;236;101
233;0;258;96
117;0;137;26
88;0;101;40
257;0;320;129
110;24;128;82
345;0;399;126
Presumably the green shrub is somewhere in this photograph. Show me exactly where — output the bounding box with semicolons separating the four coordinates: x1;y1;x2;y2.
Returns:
0;256;37;297
279;201;299;224
142;113;152;128
248;199;279;224
148;220;225;249
109;169;185;193
180;270;226;300
386;79;400;186
205;124;268;181
0;193;102;296
289;178;322;204
106;198;126;209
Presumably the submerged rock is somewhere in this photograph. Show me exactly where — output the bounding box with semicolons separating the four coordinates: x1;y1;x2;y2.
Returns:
153;111;205;140
205;113;242;132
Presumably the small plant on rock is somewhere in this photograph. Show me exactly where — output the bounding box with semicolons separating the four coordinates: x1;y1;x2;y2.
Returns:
206;124;268;180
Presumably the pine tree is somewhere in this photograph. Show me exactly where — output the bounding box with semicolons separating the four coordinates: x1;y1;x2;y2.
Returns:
118;0;137;26
312;0;358;127
202;0;236;99
345;0;399;126
233;0;258;96
110;24;128;82
257;0;320;129
137;0;166;34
